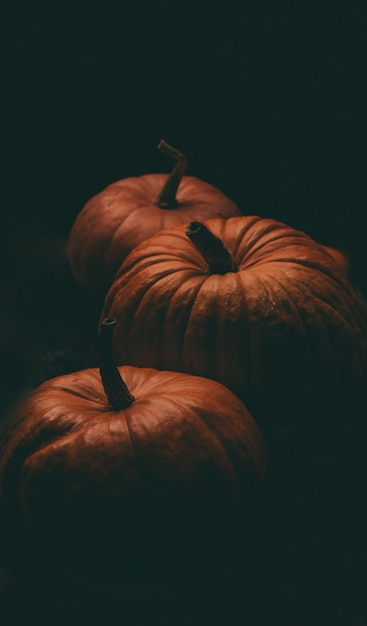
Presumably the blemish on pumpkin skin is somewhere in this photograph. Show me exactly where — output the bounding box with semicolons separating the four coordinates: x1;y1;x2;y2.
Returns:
254;292;277;317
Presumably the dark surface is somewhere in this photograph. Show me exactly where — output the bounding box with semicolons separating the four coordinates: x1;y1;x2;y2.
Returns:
1;2;367;624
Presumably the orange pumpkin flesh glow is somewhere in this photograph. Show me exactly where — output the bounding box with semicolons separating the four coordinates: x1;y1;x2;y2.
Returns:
101;216;367;412
0;318;266;585
67;140;241;299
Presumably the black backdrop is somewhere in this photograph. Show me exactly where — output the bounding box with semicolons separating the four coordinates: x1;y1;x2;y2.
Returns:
1;2;367;625
2;2;366;242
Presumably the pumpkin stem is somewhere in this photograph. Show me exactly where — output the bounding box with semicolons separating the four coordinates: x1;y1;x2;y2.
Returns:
186;222;238;274
155;139;187;209
99;318;135;410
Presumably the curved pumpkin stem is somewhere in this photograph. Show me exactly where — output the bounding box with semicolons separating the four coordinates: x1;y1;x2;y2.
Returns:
155;139;187;209
99;318;135;410
186;222;238;275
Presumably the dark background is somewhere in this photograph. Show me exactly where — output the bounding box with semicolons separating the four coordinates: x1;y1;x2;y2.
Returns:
1;1;366;245
1;1;367;624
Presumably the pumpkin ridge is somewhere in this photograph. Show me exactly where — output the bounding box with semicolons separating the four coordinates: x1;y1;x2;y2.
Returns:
289;269;365;335
117;235;204;274
112;200;164;231
110;264;189;327
49;383;105;404
236;221;328;266
241;236;311;264
103;205;149;270
219;215;263;250
0;393;104;450
235;270;268;394
224;218;259;262
161;274;208;370
232;271;252;389
237;235;318;267
274;257;356;294
181;275;219;377
150;394;251;489
130;254;202;273
126;270;205;369
110;393;246;497
120;408;139;474
260;270;316;389
281;269;362;387
251;219;305;240
202;273;251;387
273;257;342;274
17;418;94;462
260;257;366;337
0;416;87;502
22;406;141;468
229;216;283;261
233;217;289;256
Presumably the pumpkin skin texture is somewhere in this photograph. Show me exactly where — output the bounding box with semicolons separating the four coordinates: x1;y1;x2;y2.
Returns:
101;215;367;413
0;320;266;585
67;141;241;299
323;245;349;276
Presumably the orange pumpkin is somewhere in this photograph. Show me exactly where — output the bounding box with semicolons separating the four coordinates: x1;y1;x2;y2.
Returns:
101;216;367;411
0;318;266;584
322;245;349;276
67;140;241;299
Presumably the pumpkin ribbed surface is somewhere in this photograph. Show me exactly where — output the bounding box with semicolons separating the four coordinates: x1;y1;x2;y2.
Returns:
0;364;266;584
102;215;367;403
68;173;241;298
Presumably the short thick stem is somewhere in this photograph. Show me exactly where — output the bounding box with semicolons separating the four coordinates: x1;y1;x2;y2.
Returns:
99;318;135;410
186;222;238;274
155;139;187;209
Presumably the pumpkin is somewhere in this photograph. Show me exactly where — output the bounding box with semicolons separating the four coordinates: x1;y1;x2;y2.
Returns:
322;245;349;276
101;215;367;414
67;140;241;299
0;318;266;585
